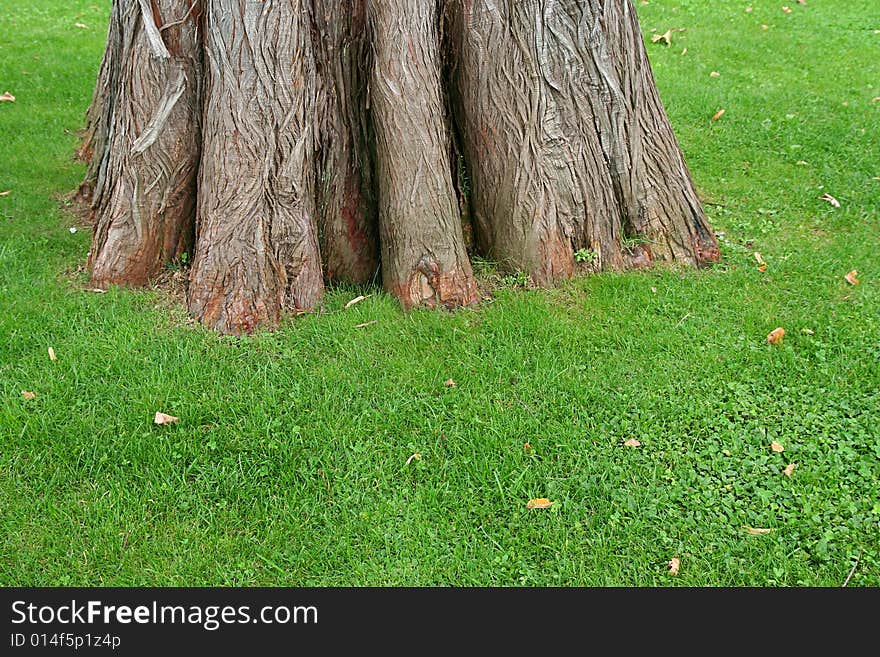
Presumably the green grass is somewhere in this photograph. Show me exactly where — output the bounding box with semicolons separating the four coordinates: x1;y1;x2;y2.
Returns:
1;0;878;587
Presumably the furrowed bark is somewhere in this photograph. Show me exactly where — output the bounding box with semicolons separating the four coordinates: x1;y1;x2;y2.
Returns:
449;0;718;284
75;0;123;207
312;0;379;285
369;0;478;310
188;0;323;335
88;0;202;287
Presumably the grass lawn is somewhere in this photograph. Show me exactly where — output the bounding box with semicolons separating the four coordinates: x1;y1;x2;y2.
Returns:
0;1;878;587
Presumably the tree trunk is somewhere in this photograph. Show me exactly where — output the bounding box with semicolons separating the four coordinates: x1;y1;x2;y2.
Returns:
187;0;323;335
78;0;719;334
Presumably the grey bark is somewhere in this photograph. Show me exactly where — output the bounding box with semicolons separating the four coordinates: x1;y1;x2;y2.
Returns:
88;0;202;287
369;0;479;310
187;0;323;335
448;0;719;284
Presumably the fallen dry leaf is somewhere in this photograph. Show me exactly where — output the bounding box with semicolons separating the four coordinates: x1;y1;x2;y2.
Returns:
527;498;553;509
74;22;88;28
710;71;720;78
21;391;36;400
651;30;672;46
743;526;773;535
797;0;806;5
819;193;841;208
668;557;681;576
771;441;785;453
405;452;421;466
48;346;57;361
344;295;367;309
680;48;687;56
783;463;797;477
754;252;766;266
845;270;860;286
444;379;456;388
873;97;880;103
782;6;792;14
0;92;15;102
712;108;726;121
355;320;378;329
761;24;769;30
623;438;641;448
767;327;785;345
0;191;11;197
154;412;180;426
523;442;533;452
801;328;814;335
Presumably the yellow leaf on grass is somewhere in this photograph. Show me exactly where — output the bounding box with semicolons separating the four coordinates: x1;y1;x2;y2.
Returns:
444;379;456;388
623;438;641;448
743;526;773;535
845;270;859;286
48;347;57;361
767;327;785;345
344;295;367;309
0;191;11;197
22;391;36;400
0;92;15;102
154;412;180;426
771;441;785;453
651;30;672;46
783;463;797;477
527;498;553;509
712;108;726;121
668;557;681;576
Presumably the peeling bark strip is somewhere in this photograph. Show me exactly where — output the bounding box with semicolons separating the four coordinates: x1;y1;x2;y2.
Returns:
187;0;323;335
88;0;202;287
369;0;479;310
312;0;380;285
449;0;718;283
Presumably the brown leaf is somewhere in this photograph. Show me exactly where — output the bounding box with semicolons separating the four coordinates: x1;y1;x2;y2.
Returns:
0;92;15;102
48;346;57;361
767;327;785;345
344;295;367;309
712;108;726;121
651;30;672;46
668;557;681;576
845;270;860;286
355;321;378;329
21;391;36;400
623;438;642;448
758;265;768;273
743;526;773;535
154;412;180;426
405;452;422;466
526;498;553;509
783;463;797;477
771;441;785;453
754;252;766;266
819;193;841;208
444;379;456;388
523;442;533;452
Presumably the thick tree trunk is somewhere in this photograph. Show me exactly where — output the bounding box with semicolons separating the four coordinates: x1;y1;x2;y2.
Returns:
312;0;380;285
88;0;202;287
78;0;718;334
448;0;718;283
187;0;323;335
369;0;479;310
